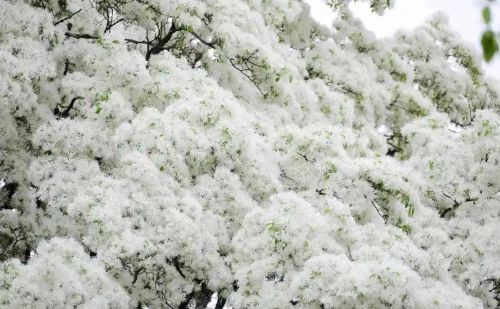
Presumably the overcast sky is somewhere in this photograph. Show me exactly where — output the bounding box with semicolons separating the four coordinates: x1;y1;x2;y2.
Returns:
305;0;500;79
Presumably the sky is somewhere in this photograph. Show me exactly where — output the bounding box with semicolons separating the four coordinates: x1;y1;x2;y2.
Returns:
305;0;500;79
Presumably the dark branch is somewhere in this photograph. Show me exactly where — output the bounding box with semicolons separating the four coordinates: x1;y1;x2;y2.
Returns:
371;200;387;223
177;292;194;309
132;266;145;285
105;18;125;32
63;58;70;76
440;191;478;218
1;182;18;210
65;32;100;40
62;96;83;117
185;28;216;48
166;256;186;279
316;188;326;195
124;38;151;45
229;57;265;96
215;296;226;309
296;152;315;163
54;9;82;26
146;21;179;61
280;169;298;184
54;96;83;118
178;285;212;309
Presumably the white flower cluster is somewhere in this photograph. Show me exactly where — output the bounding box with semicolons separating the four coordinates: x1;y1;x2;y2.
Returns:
0;0;499;308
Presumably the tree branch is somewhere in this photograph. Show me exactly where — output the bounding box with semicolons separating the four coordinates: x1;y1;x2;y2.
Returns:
106;18;125;32
184;28;216;48
124;38;151;45
54;96;83;118
296;152;315;163
146;21;179;61
440;191;478;218
229;56;266;96
371;200;388;223
215;296;226;309
54;9;82;26
63;58;71;76
65;32;100;40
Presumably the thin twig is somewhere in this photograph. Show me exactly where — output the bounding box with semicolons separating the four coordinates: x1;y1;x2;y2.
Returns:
54;9;82;26
371;200;387;223
296;152;315;163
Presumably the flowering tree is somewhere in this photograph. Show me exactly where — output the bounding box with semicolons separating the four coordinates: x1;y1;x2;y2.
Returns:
1;0;499;308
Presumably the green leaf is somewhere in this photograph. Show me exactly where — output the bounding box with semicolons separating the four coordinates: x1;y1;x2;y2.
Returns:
221;127;231;145
323;163;338;180
407;98;428;117
481;30;499;62
407;205;415;217
373;180;385;191
400;223;412;234
96;37;105;46
100;89;111;101
284;133;294;144
479;120;494;136
266;222;281;234
320;105;332;115
311;271;322;278
428;160;434;170
482;7;491;24
396;217;412;234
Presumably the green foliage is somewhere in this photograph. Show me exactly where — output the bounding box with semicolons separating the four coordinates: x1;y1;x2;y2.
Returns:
265;221;287;251
450;45;482;86
163;89;180;100
407;98;428;117
265;221;281;234
481;30;499;62
480;3;499;62
283;133;294;144
221;127;232;146
369;0;391;13
326;0;344;10
396;217;412;234
392;71;407;82
353;91;364;106
320;105;332;115
96;37;105;46
100;89;111;102
323;163;337;180
95;90;111;114
370;179;415;218
326;0;391;14
482;7;491;24
478;120;494;136
428;160;434;170
274;67;290;82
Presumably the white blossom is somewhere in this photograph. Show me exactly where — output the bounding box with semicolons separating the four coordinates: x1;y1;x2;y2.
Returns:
0;0;499;308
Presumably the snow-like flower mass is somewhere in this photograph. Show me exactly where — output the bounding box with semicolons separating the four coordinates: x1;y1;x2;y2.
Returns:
0;0;499;308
